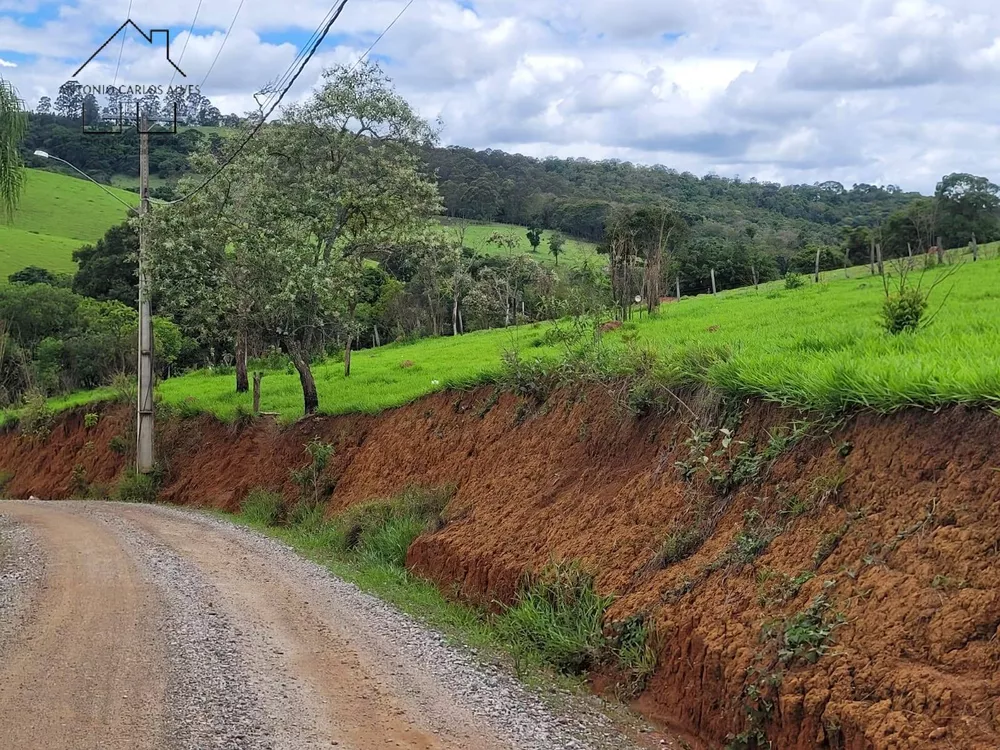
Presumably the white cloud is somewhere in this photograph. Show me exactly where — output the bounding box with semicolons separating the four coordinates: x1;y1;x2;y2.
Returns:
5;0;1000;191
0;58;16;68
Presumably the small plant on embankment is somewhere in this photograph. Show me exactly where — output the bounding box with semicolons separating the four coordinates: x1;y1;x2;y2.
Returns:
114;467;163;503
289;438;336;523
0;469;13;492
233;487;657;699
240;489;284;526
497;562;659;696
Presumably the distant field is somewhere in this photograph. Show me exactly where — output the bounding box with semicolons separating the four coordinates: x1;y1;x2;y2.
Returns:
436;219;602;269
23;252;999;425
0;169;137;280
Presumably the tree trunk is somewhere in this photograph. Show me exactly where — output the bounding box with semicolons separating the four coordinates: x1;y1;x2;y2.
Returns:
936;237;945;263
235;333;249;393
452;294;459;337
458;308;464;334
344;335;353;378
252;372;262;414
869;238;875;275
287;342;318;415
373;325;381;348
751;264;759;290
907;242;913;258
814;245;822;283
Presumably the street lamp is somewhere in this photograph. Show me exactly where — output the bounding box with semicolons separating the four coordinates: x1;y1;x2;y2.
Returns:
32;151;136;211
34;149;153;474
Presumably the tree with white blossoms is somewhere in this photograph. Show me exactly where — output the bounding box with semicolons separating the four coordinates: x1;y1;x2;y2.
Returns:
148;63;440;414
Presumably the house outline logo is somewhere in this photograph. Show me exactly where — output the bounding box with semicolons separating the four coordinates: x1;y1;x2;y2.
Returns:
74;19;186;78
72;19;198;135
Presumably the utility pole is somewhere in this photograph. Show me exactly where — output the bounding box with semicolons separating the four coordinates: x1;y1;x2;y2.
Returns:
136;116;154;473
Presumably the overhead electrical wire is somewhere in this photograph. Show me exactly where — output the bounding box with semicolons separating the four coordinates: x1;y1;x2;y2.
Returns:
168;0;351;205
112;0;135;86
168;0;205;89
347;0;416;74
201;0;248;88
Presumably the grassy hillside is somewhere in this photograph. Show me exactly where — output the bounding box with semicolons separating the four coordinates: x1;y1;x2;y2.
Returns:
30;253;998;424
436;219;601;268
0;169;137;280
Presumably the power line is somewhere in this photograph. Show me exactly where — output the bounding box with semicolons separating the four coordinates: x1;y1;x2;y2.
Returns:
254;4;339;114
347;0;416;74
112;0;135;86
169;0;351;205
169;0;205;89
201;0;247;88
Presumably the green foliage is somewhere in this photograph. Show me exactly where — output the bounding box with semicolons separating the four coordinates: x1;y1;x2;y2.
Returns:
83;412;99;428
756;569;815;607
240;489;285;527
108;434;128;455
72;222;139;307
783;273;805;290
18;391;54;440
8;266;56;285
655;525;706;567
114;468;161;503
290;438;336;511
777;593;844;665
497;562;612;675
70;463;88;497
0;469;13;492
0;78;27;224
880;285;929;334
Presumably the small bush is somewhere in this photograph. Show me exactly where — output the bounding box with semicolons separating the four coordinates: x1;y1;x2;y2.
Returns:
778;593;843;665
784;273;805;290
0;470;13;492
335;485;452;561
84;413;99;429
19;392;54;441
114;468;162;504
70;464;89;497
240;489;284;527
655;526;706;567
880;286;928;334
108;435;129;455
497;562;611;675
290;438;336;511
111;372;137;403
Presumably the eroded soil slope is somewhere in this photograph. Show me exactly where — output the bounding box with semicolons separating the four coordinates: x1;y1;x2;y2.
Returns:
2;388;999;749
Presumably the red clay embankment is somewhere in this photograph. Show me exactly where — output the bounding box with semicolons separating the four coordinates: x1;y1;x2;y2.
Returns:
2;387;999;749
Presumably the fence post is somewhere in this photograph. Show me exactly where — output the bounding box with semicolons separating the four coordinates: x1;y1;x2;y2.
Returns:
252;372;263;414
676;276;681;301
971;233;978;262
710;268;717;295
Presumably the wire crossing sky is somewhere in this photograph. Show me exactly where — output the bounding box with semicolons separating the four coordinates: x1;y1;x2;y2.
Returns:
3;0;1000;192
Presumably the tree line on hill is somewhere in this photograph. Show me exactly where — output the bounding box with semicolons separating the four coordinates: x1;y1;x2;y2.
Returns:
3;66;1000;414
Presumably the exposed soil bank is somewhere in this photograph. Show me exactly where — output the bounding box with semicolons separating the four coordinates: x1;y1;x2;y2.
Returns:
2;388;999;749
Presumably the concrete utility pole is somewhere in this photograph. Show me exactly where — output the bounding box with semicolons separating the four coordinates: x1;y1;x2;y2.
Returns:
136;117;154;473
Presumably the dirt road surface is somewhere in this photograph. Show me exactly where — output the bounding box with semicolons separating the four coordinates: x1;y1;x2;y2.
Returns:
0;501;652;750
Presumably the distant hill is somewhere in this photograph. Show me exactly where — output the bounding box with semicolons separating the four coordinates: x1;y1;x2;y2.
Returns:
0;169;137;281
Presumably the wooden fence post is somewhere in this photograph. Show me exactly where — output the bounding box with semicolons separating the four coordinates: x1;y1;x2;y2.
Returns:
252;372;263;414
710;268;717;295
676;276;681;301
876;243;884;276
936;236;945;264
971;233;978;262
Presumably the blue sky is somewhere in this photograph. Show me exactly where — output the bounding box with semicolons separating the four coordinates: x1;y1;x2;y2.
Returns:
3;0;1000;192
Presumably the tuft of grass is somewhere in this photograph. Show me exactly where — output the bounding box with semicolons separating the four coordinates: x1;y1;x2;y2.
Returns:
655;525;706;567
496;562;612;676
240;488;284;527
114;468;162;503
0;469;13;493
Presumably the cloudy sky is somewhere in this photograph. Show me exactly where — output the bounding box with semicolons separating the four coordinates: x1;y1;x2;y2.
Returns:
1;0;998;193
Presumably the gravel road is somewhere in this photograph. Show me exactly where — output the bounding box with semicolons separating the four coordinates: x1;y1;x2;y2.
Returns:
0;501;662;750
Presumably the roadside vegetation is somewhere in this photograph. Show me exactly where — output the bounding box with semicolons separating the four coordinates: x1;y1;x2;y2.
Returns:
231;480;656;697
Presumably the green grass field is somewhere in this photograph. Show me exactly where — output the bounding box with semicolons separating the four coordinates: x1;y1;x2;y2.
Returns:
22;252;996;425
436;219;601;269
0;169;137;280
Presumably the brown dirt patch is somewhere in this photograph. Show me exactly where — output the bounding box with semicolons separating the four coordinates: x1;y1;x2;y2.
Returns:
2;388;1000;748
